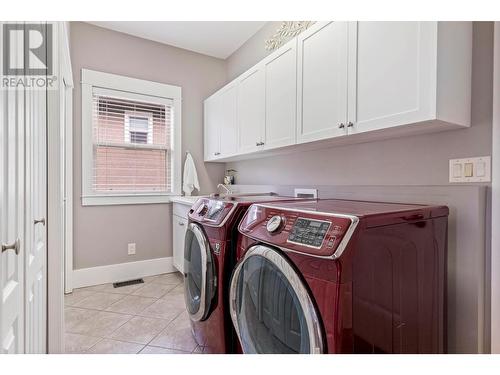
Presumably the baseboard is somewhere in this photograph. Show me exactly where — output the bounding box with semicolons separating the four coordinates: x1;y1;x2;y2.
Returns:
72;257;176;290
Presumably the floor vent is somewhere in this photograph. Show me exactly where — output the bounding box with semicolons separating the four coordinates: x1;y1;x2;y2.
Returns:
113;278;144;288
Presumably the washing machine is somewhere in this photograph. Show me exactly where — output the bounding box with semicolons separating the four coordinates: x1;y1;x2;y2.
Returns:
230;199;449;354
183;194;309;354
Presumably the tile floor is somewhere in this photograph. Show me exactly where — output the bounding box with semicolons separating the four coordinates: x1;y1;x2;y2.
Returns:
64;272;204;354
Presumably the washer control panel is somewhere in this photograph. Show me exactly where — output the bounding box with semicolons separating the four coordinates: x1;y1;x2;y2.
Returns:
189;198;236;226
238;204;356;258
287;218;331;248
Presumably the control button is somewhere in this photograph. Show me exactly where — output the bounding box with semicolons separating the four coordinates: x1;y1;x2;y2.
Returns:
266;215;284;233
327;236;337;248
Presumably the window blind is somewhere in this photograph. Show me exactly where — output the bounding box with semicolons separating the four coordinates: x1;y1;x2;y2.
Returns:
91;91;173;193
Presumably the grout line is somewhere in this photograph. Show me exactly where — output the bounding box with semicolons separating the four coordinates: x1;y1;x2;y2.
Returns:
142;309;187;349
64;275;186;354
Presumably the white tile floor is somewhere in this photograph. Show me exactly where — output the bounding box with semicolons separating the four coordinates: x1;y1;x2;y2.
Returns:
64;272;203;354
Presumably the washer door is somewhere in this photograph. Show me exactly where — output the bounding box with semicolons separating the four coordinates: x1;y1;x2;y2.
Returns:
184;223;216;322
229;245;323;354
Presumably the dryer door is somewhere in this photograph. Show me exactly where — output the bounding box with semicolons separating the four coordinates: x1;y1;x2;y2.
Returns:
229;245;323;353
184;223;216;322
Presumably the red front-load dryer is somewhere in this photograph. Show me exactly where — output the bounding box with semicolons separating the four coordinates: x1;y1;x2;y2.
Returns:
183;194;309;354
230;199;449;354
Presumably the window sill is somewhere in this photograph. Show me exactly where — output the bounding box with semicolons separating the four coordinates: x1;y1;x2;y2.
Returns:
81;194;175;206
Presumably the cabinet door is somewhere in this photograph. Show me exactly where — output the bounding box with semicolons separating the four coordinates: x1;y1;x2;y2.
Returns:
263;39;297;149
297;21;349;144
203;96;220;161
219;85;238;157
172;215;187;273
348;22;436;134
237;68;265;154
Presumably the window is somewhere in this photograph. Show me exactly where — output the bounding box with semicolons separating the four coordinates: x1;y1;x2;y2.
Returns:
81;69;181;205
125;112;153;144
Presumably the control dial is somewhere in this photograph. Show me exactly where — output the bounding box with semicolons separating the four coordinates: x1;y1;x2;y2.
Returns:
266;215;284;233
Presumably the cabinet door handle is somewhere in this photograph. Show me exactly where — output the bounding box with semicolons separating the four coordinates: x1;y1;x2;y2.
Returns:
178;221;185;226
255;142;260;146
214;152;220;156
347;122;354;128
34;218;46;226
2;238;20;255
338;123;345;129
256;142;264;146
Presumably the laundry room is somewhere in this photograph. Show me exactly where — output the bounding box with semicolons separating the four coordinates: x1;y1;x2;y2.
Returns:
2;1;500;373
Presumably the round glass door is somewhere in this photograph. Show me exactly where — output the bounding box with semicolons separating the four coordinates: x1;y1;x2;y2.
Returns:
229;245;323;354
184;223;215;321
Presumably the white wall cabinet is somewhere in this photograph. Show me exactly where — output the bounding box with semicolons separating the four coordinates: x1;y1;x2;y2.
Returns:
348;21;472;136
297;21;349;143
263;39;297;149
204;84;238;161
237;68;265;153
203;21;472;162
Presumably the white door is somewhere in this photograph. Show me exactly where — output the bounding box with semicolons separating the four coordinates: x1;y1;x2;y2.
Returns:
263;39;297;150
347;22;436;134
24;81;47;353
237;68;265;153
172;215;187;273
297;21;349;144
218;85;238;158
1;25;25;354
203;96;220;161
0;22;48;354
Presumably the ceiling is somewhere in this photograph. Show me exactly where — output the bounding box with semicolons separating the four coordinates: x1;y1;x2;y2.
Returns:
87;21;268;59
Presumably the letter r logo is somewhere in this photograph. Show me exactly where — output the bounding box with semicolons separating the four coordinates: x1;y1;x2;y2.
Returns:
3;23;53;76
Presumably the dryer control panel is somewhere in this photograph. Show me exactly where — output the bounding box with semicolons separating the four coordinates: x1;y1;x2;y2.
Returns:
238;204;358;258
189;198;236;227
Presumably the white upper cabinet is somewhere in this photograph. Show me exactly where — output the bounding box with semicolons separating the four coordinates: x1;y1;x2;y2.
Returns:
237;68;265;154
203;96;220;161
348;21;472;135
203;21;472;162
204;83;238;161
219;85;238;157
263;39;297;149
297;21;349;144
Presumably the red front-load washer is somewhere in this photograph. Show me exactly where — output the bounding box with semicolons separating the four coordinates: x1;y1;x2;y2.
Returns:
230;199;449;354
183;194;309;354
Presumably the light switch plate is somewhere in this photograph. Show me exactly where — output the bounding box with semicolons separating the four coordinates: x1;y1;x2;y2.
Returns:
449;156;491;183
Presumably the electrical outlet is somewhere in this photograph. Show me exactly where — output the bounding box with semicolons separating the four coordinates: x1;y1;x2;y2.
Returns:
128;243;136;255
449;156;491;183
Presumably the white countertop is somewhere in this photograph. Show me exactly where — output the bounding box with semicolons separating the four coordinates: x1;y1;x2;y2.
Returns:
169;195;205;206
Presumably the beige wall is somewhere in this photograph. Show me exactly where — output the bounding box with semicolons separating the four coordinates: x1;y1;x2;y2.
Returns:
226;21;281;81
226;22;494;187
70;22;227;269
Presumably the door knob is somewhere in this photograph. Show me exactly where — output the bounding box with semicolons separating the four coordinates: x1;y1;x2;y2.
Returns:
338;123;345;129
2;238;20;255
34;218;46;226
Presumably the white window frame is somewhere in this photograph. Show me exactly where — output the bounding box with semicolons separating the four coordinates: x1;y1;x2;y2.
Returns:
124;111;153;145
81;69;182;206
